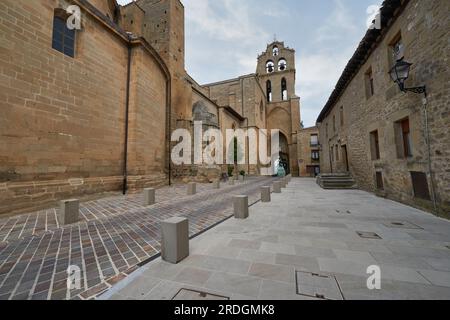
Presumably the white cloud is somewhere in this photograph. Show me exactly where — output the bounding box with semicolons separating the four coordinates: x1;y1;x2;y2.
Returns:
185;0;269;43
315;0;359;44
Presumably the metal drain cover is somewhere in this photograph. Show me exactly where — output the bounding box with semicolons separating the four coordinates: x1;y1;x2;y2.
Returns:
383;221;423;230
357;231;382;240
296;271;344;300
172;289;229;300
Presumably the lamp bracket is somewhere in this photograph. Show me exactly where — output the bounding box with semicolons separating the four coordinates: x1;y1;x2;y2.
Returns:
403;86;427;95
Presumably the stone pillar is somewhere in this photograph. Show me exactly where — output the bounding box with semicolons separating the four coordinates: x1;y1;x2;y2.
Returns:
261;186;271;203
233;196;249;219
161;217;189;264
273;182;282;193
281;178;287;188
59;199;79;226
143;188;156;206
187;182;197;195
229;179;235;186
213;180;220;189
239;175;244;182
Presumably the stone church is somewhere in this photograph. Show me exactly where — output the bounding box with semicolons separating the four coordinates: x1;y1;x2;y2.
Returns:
0;0;301;215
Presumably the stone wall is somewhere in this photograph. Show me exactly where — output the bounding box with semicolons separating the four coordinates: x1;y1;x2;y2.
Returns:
297;127;320;177
0;0;169;215
318;0;450;216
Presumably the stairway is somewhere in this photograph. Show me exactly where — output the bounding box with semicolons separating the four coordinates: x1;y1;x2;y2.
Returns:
316;173;358;189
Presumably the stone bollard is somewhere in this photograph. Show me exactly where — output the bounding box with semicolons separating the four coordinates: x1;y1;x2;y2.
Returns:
161;217;189;264
233;196;249;219
229;179;235;186
213;180;220;189
143;188;156;206
273;182;282;193
239;175;244;182
281;178;287;188
59;199;79;225
261;186;271;203
187;182;197;195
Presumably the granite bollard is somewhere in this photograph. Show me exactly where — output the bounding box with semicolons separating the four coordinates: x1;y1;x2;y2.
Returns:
273;182;282;193
233;196;249;219
187;182;197;195
261;186;271;203
161;217;189;264
59;199;79;225
143;188;156;206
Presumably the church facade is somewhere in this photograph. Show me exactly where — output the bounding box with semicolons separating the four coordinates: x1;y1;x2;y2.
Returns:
0;0;302;215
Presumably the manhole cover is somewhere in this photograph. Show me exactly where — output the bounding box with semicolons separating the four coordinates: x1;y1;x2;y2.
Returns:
172;289;229;301
296;271;344;300
383;221;423;230
357;231;382;240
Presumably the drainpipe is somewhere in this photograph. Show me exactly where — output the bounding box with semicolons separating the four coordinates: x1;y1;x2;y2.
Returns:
244;117;250;174
167;78;172;186
122;38;132;195
422;91;438;215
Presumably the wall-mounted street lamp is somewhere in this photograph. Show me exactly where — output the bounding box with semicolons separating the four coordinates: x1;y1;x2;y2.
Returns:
389;59;427;96
389;58;438;214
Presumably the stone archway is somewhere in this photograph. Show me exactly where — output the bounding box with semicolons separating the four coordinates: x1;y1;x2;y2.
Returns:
278;131;290;175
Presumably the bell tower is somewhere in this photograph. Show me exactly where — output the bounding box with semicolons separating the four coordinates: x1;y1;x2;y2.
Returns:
257;41;296;104
257;41;301;176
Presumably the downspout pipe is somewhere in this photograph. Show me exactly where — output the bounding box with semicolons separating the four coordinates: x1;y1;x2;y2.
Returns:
167;78;172;186
122;37;132;195
422;90;438;215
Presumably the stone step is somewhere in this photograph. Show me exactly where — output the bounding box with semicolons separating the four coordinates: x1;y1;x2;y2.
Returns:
316;173;358;190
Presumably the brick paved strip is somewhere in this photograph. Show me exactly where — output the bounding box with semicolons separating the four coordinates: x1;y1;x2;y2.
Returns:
0;177;277;300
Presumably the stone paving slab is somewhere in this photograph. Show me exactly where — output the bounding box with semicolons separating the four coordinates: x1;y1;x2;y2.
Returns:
0;176;276;300
101;178;450;300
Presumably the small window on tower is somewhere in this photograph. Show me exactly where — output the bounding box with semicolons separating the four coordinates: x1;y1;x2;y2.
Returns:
278;59;287;71
273;46;279;56
266;80;272;102
281;78;288;101
266;61;275;73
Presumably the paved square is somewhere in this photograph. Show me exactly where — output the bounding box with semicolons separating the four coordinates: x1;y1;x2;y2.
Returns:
0;177;276;300
101;178;450;300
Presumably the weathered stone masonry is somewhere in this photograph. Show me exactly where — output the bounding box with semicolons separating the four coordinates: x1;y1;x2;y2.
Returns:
317;0;450;216
0;0;303;215
0;0;169;215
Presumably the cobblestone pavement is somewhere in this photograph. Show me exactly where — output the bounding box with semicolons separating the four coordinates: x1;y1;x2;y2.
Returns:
0;176;277;300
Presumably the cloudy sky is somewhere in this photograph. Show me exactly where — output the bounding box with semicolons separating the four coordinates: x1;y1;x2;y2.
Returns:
117;0;381;127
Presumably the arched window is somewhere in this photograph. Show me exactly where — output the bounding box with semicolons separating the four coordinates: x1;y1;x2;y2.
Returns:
278;58;287;71
281;78;288;101
266;80;272;102
273;46;279;56
266;60;275;73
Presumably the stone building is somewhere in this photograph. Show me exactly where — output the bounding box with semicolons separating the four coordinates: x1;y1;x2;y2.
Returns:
0;0;301;215
297;127;320;177
316;0;449;216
